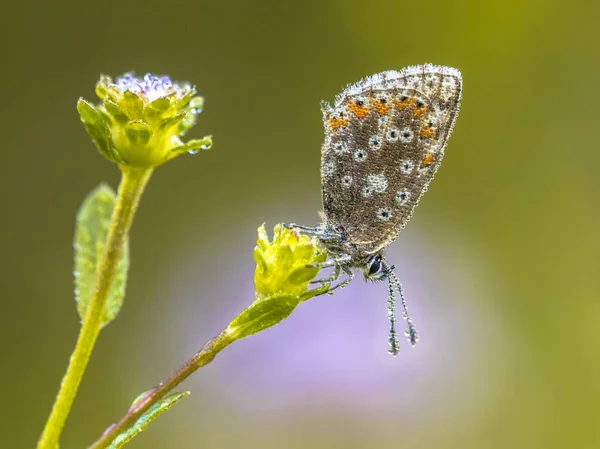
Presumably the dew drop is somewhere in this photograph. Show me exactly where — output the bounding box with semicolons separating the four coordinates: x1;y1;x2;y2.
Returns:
200;142;211;150
188;149;199;155
190;97;204;115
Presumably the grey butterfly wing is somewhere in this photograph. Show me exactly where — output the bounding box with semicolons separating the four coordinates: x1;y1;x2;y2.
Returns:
320;64;462;254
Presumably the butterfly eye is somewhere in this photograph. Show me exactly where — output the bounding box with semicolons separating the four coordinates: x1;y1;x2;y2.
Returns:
367;255;382;276
365;254;390;281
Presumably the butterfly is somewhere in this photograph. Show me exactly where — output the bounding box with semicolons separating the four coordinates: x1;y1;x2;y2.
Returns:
288;64;462;355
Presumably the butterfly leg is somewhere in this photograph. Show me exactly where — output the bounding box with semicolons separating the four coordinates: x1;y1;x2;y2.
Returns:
311;263;356;297
284;223;344;241
310;262;341;284
306;253;351;270
284;223;321;234
329;266;355;290
324;269;355;294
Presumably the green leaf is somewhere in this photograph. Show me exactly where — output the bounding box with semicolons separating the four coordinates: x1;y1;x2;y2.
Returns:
74;184;129;326
107;392;190;449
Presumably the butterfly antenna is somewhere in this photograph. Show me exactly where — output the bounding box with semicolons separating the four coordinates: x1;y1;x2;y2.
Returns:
388;271;419;348
386;276;400;356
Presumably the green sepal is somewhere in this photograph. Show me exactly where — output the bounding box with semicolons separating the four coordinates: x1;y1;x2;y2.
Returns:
124;120;152;146
171;90;196;111
227;294;300;341
74;184;129;327
121;91;144;119
107;392;190;449
144;97;171;119
165;136;213;161
95;75;111;100
177;111;197;135
77;99;121;163
104;100;129;124
294;241;320;261
288;263;320;285
77;98;102;125
82;122;117;162
275;244;294;274
78;98;112;129
253;247;268;273
256;224;270;251
158;111;187;131
104;87;122;105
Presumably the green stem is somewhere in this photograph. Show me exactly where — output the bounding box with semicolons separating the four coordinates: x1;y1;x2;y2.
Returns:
87;329;234;449
36;165;153;449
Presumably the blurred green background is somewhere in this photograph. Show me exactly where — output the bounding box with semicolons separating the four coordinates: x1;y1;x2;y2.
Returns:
2;0;599;448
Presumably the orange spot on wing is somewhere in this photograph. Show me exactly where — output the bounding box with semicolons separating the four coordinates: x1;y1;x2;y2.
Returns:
420;127;436;139
421;153;436;168
329;117;348;129
393;95;427;116
412;105;428;116
347;102;369;119
394;97;413;111
373;101;391;115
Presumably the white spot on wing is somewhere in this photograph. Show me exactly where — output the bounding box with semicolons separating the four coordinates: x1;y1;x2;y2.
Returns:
367;173;388;193
323;161;335;177
377;207;392;221
396;189;410;205
354;149;367;162
332;141;349;154
369;135;382;150
400;160;414;174
399;128;414;143
386;127;399;142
